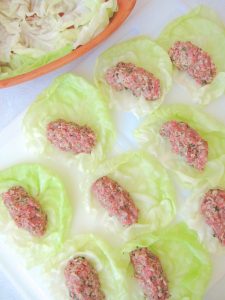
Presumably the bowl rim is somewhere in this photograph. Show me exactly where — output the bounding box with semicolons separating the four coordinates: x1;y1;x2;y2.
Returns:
0;0;136;88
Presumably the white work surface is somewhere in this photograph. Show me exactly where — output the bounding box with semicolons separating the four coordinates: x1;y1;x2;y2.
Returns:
0;0;225;299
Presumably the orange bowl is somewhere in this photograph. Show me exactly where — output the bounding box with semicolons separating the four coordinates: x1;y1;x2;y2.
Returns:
0;0;136;88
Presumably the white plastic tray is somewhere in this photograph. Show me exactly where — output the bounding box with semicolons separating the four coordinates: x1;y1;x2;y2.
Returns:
0;0;225;299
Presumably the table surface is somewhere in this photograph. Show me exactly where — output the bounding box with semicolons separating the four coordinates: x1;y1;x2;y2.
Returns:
0;273;23;300
0;0;224;299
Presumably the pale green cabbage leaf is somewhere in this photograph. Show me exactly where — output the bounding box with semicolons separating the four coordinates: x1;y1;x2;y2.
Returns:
135;104;225;187
0;0;117;79
23;73;115;169
0;44;73;79
181;155;225;253
94;36;173;117
123;223;212;300
44;235;128;300
0;163;72;266
157;6;225;104
84;151;176;238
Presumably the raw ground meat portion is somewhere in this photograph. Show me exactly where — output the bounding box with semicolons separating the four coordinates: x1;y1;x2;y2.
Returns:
105;62;161;100
47;119;96;154
201;188;225;245
160;120;208;170
169;41;216;85
64;256;105;300
92;176;139;226
2;186;47;236
130;247;169;300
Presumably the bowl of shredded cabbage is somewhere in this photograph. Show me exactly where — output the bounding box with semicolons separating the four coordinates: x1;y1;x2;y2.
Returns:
0;0;136;87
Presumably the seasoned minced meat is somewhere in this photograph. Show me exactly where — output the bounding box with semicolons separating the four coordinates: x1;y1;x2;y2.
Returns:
105;62;161;100
2;186;47;236
201;188;225;245
169;41;216;85
130;247;169;300
64;256;105;300
47;119;96;154
160;120;208;170
92;176;139;226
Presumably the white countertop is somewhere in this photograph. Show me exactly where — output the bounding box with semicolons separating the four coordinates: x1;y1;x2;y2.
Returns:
0;0;224;299
0;273;23;300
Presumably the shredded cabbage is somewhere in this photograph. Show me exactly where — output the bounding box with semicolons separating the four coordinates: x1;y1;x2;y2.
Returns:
84;151;176;238
0;163;72;266
181;155;225;253
135;104;225;187
0;0;118;79
23;73;115;169
94;36;173;117
157;6;225;104
43;235;127;300
122;223;212;300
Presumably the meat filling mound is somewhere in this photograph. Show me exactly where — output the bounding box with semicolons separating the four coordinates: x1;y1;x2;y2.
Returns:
2;186;47;236
130;247;169;300
160;120;208;170
92;176;139;226
201;189;225;245
105;62;161;101
64;256;105;300
47;119;96;154
169;41;216;85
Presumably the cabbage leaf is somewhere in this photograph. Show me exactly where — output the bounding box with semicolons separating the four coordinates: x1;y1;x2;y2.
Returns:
94;36;173;117
44;235;127;300
84;151;176;237
157;6;225;104
181;155;225;253
0;163;72;265
23;73;115;169
135;104;225;186
0;44;72;80
123;223;212;300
